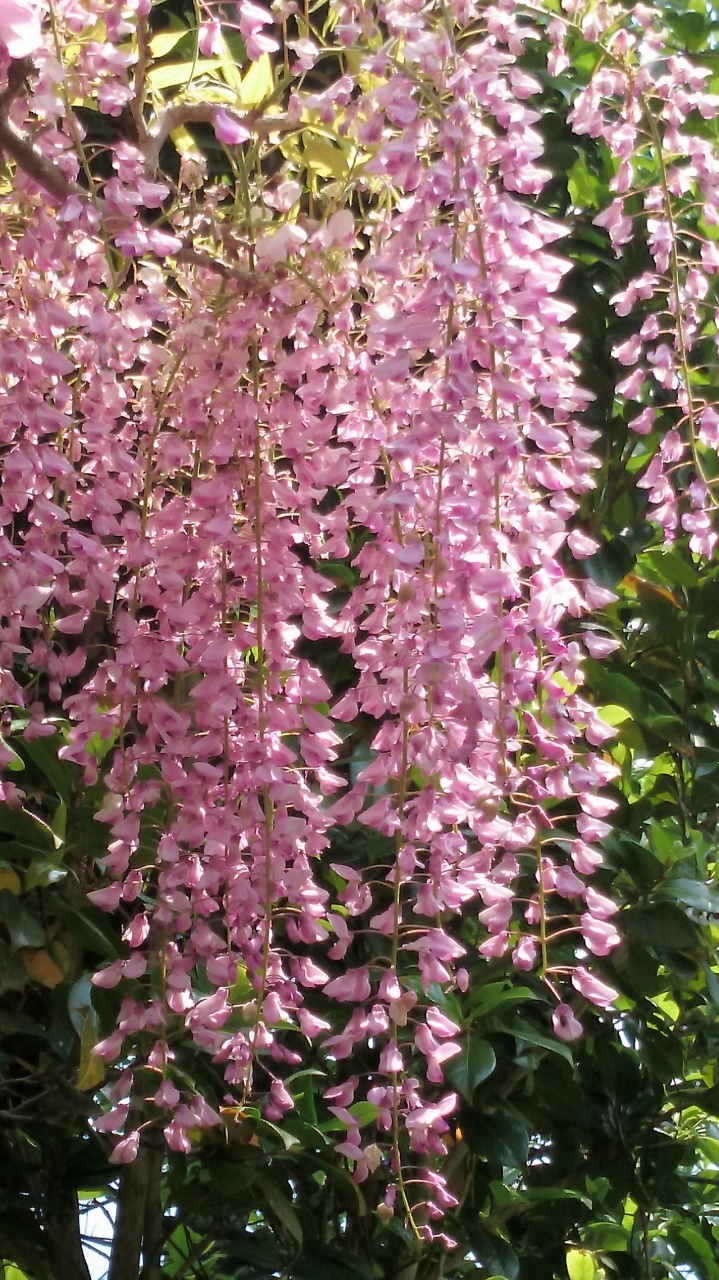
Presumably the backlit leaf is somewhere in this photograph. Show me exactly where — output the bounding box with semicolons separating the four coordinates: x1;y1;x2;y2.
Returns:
567;1250;598;1280
237;53;273;106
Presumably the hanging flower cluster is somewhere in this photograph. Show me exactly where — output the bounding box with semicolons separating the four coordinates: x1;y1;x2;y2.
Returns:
558;1;719;552
0;0;713;1236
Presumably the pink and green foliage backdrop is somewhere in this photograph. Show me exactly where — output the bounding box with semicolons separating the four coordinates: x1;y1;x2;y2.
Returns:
2;0;719;1276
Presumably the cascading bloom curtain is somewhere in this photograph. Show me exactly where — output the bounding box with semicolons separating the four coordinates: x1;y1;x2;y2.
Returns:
0;0;715;1233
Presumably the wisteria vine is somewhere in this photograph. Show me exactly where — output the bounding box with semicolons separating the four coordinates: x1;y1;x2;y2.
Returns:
0;0;717;1238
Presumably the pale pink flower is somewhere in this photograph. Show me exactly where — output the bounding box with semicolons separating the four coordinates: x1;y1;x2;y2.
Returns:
324;1078;358;1107
288;37;318;71
584;887;619;919
214;110;251;146
379;1043;404;1073
154;1081;180;1109
512;936;538;971
255;222;308;264
186;989;231;1031
93;1105;129;1133
479;932;509;959
297;1008;331;1037
109;1131;140;1165
122;913;150;947
581;913;621;956
91;960;124;988
236;0;279;58
426;1008;460;1039
198;21;223;54
572;967;618;1009
0;0;42;58
323;968;371;1002
87;883;123;911
270;1080;293;1112
164;1122;191;1154
583;633;621;658
552;1004;583;1041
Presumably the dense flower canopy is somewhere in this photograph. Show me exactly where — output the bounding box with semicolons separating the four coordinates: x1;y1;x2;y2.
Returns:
0;0;717;1246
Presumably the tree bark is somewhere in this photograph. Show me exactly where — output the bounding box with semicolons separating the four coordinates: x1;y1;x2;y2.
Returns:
45;1187;93;1280
108;1119;150;1280
140;1127;165;1280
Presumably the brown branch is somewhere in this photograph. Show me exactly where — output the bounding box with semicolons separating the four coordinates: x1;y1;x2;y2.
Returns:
145;102;298;173
139;1128;165;1280
45;1186;94;1280
174;244;279;291
0;113;80;205
0;91;281;290
0;59;85;204
130;12;151;146
0;57;35;110
108;1110;150;1280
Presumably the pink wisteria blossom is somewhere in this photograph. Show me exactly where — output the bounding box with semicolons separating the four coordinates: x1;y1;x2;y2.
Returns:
0;0;42;58
552;1004;583;1042
109;1131;141;1165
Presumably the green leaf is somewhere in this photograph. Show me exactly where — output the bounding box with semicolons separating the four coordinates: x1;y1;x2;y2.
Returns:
465;1227;518;1279
19;734;77;803
318;561;357;588
507;1019;575;1063
254;1172;303;1252
304;1153;367;1217
672;1224;719;1279
286;1067;323;1123
468;982;540;1018
636;547;698;589
292;1248;376;1280
0;808;54;849
348;1100;380;1126
253;1116;302;1151
648;819;681;864
664;9;707;50
567;1249;598;1280
216;1230;280;1273
624;903;700;951
657;878;719;914
24;857;67;890
146;57;223;90
584;538;634;587
468;1108;529;1168
149;27;189;58
445;1035;496;1101
55;902;122;959
303;131;348;181
50;800;67;843
522;1187;592;1207
208;1160;255;1197
228;961;253;1003
702;963;719;1006
567;151;603;208
237;52;274;106
584;664;684;740
68;974;94;1037
0;890;44;950
76;1011;105;1091
582;1222;630;1251
0;939;28;993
